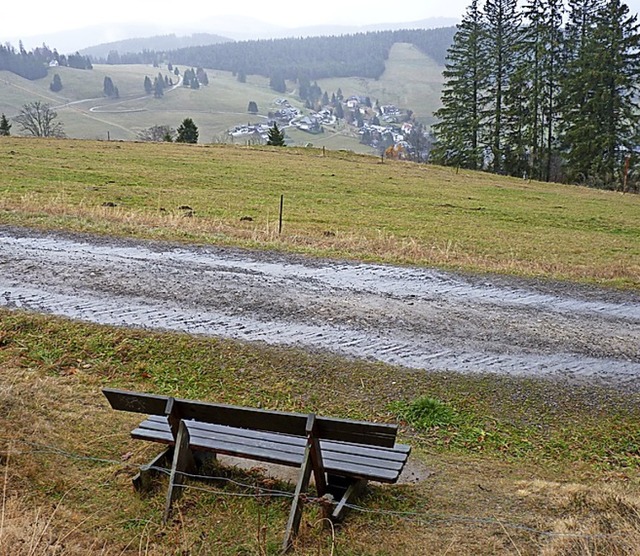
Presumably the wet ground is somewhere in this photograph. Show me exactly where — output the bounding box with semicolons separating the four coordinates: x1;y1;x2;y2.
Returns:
1;226;639;391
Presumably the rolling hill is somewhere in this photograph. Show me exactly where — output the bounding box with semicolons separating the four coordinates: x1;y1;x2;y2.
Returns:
0;42;444;149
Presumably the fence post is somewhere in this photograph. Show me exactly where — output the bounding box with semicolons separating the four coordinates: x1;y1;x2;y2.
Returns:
279;195;284;235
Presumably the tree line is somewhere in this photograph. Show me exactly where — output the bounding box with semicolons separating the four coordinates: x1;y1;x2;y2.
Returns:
0;43;92;80
431;0;640;189
93;28;456;84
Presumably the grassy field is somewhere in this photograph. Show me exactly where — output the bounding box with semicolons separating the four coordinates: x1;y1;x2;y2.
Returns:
0;136;639;554
0;44;443;148
0;137;638;289
1;310;639;555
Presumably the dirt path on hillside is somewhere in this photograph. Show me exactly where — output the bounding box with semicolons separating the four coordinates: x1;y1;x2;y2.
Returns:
1;226;638;390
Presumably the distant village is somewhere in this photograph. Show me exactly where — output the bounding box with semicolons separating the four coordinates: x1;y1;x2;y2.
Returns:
227;95;429;159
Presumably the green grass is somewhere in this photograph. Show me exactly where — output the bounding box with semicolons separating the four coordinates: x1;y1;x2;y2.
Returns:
1;136;638;289
1;310;639;555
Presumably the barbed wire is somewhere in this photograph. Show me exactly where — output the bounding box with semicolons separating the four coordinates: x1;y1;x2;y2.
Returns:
1;437;629;542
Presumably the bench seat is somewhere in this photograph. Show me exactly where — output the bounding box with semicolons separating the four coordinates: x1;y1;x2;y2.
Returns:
133;415;410;484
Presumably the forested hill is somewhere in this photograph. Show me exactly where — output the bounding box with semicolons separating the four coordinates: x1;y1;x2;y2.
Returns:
128;28;455;81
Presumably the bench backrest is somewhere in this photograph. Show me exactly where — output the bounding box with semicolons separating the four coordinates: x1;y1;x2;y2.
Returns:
103;388;397;448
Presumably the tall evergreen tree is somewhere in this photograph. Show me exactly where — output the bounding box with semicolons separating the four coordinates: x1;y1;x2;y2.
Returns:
49;73;63;92
482;0;522;174
517;0;565;180
560;0;640;185
144;75;153;94
432;0;486;170
266;123;286;146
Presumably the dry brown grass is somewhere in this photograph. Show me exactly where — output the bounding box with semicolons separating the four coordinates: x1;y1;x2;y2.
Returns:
1;313;639;555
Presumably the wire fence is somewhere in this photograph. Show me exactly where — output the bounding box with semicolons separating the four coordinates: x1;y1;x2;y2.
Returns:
0;436;626;545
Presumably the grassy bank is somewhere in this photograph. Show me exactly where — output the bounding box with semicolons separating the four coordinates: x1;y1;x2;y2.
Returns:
1;310;639;555
1;137;639;289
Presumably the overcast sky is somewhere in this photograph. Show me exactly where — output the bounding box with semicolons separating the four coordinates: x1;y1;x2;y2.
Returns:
1;0;473;38
3;0;640;44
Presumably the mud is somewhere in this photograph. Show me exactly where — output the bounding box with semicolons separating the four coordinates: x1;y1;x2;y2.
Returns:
1;226;638;390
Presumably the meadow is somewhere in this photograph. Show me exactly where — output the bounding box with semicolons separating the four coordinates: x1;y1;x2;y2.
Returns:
0;137;639;554
0;137;638;289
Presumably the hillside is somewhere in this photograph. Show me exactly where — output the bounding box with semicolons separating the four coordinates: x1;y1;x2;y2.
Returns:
0;137;639;555
0;43;444;146
79;33;232;61
0;137;637;288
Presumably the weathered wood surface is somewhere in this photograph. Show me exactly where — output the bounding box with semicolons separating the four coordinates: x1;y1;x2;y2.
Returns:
104;387;399;447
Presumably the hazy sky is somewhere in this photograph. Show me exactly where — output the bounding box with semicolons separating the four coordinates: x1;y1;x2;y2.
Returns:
3;0;640;43
2;0;470;38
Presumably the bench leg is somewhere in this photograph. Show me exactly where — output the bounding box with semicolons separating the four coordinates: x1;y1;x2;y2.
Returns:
331;479;368;522
132;447;174;492
282;442;314;553
163;421;196;524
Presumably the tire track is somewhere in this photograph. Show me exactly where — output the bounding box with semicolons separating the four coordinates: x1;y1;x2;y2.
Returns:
1;227;639;390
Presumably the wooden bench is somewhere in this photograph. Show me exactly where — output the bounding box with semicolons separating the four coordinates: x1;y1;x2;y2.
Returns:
103;388;411;551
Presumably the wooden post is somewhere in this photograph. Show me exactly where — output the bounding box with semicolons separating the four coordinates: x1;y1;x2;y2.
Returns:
163;421;195;523
623;153;631;193
305;414;327;496
278;194;284;235
283;443;313;552
132;446;174;492
322;146;325;157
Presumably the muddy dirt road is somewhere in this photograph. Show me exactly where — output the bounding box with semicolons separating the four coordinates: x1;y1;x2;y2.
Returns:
1;227;638;390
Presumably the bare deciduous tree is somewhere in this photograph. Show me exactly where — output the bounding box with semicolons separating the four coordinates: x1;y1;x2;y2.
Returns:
15;101;65;137
137;124;175;142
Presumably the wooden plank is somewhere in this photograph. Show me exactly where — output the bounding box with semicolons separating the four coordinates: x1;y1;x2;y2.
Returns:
188;434;304;467
282;440;313;553
332;479;368;521
163;421;195;524
132;418;408;482
103;388;169;415
143;416;408;460
173;399;309;437
316;417;398;448
105;388;399;448
132;446;173;492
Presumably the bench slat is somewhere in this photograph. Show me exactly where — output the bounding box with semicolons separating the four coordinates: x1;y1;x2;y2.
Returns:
142;417;408;464
146;416;407;462
132;418;407;483
105;388;398;448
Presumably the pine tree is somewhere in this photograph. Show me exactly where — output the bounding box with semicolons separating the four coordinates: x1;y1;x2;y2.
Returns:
0;113;11;136
516;0;565;180
266;123;286;146
432;0;486;170
103;76;116;97
49;73;63;92
482;0;522;174
144;76;153;95
176;118;199;144
560;0;640;186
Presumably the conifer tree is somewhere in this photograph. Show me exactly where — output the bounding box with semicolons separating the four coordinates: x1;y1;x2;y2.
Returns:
432;0;486;170
176;118;199;144
266;123;286;146
49;73;63;92
482;0;522;174
0;113;11;136
518;0;565;180
560;0;640;185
